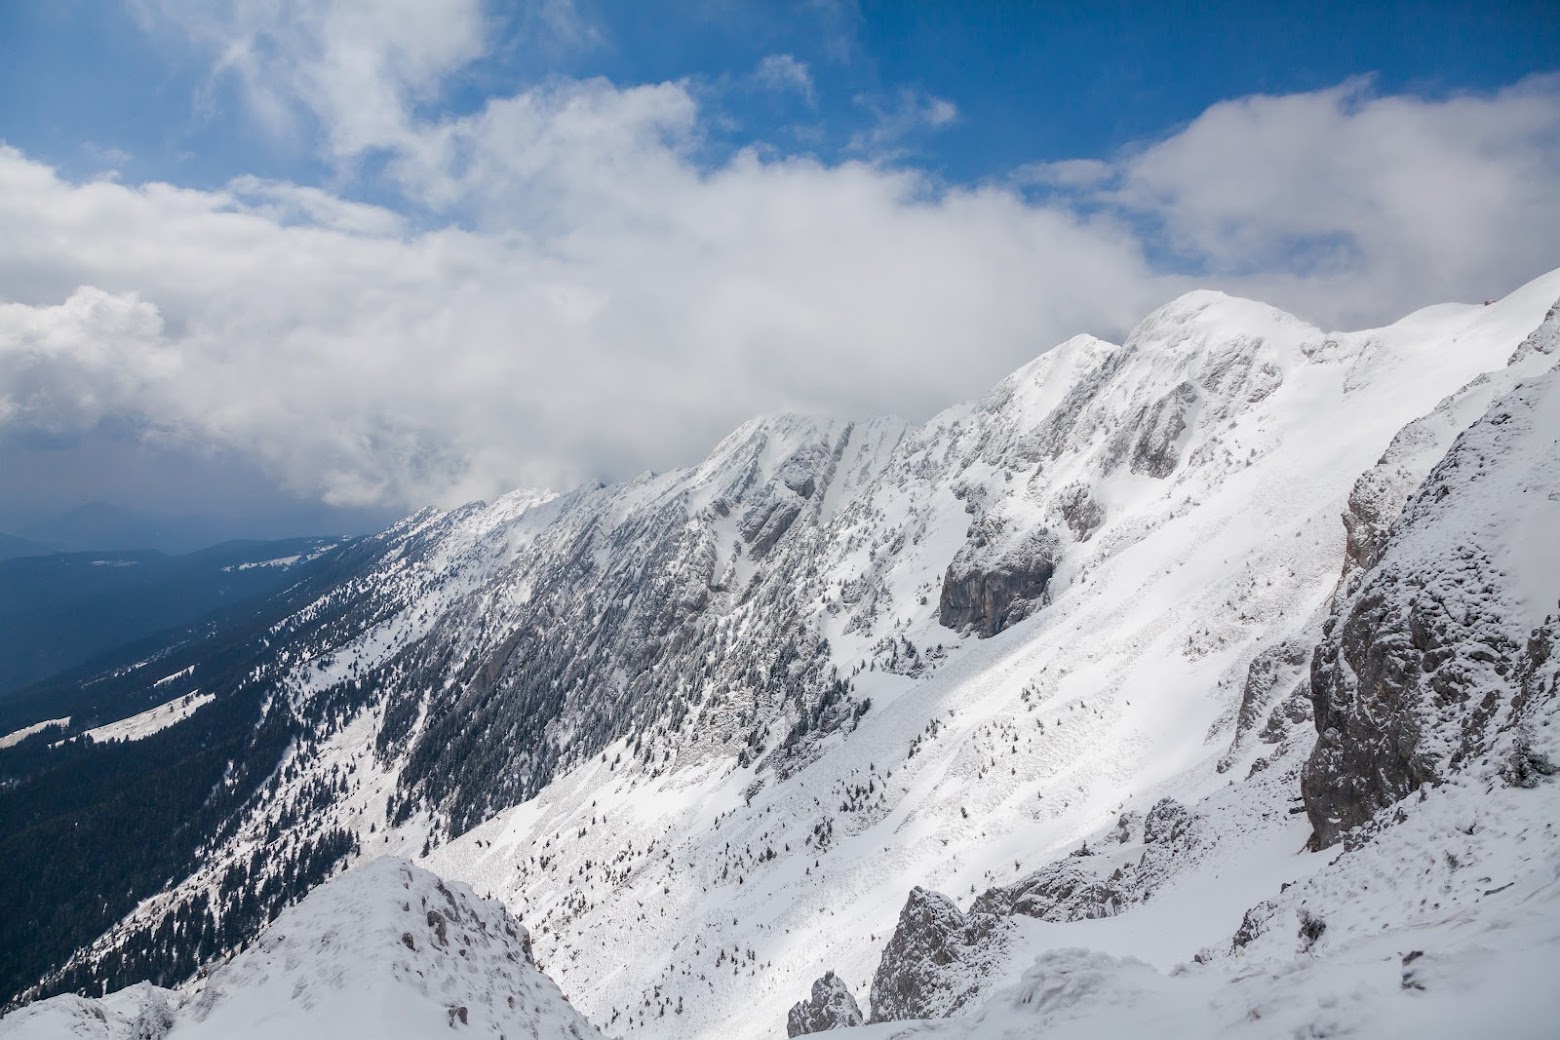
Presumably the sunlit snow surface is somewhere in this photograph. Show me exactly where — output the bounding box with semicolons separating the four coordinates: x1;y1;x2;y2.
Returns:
0;717;69;749
81;693;213;744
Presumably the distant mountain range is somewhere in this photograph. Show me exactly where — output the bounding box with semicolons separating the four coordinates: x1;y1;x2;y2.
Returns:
0;537;350;700
0;533;60;562
0;501;395;557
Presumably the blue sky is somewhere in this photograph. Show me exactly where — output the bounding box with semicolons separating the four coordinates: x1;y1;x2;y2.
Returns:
0;1;1557;545
6;1;1556;198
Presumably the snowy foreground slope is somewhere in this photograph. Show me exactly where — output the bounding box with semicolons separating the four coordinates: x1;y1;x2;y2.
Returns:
0;858;602;1039
3;270;1559;1038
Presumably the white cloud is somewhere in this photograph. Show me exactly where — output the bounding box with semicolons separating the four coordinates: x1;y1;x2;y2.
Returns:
0;139;1164;509
3;8;1558;516
754;54;816;105
134;0;489;159
0;287;175;437
387;77;703;228
227;175;407;235
848;88;959;156
1098;75;1560;319
1013;158;1113;190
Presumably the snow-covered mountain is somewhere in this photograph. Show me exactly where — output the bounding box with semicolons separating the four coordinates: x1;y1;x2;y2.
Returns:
2;270;1557;1038
0;858;601;1039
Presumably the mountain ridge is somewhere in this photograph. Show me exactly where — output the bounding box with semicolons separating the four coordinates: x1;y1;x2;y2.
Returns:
3;269;1559;1038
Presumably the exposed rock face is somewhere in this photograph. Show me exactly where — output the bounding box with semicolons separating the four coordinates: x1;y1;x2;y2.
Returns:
1335;401;1472;588
1141;798;1193;845
1220;641;1312;770
968;861;1126;923
1230;900;1277;950
1129;381;1200;478
1303;365;1560;847
1231;641;1310;745
740;442;831;559
1228;900;1327;957
1506;615;1560;787
1302;572;1496;847
967;799;1201;926
786;971;863;1035
1110;810;1142;844
1340;456;1417;581
868;888;1007;1022
1334;301;1559;597
868;796;1210;1021
1054;482;1105;542
1508;299;1560;365
1256;680;1313;744
938;524;1061;638
1133;799;1206;888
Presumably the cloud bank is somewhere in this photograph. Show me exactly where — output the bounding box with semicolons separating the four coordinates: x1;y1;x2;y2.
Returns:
2;2;1557;513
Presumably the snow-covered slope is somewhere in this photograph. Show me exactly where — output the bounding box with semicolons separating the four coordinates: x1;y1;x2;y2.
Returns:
5;269;1558;1039
0;718;68;749
0;858;601;1040
408;272;1560;1037
838;327;1560;1039
79;693;212;744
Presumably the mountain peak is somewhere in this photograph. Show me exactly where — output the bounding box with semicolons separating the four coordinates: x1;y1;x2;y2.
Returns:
1;858;601;1040
1125;288;1319;354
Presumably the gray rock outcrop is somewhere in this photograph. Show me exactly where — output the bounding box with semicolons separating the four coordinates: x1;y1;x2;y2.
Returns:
1230;640;1310;747
1054;482;1105;542
968;860;1126;923
786;971;863;1035
1303;364;1560;847
1129;381;1200;478
868;887;1007;1022
938;523;1060;638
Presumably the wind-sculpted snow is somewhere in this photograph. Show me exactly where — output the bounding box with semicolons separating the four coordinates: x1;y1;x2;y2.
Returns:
13;270;1560;1039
